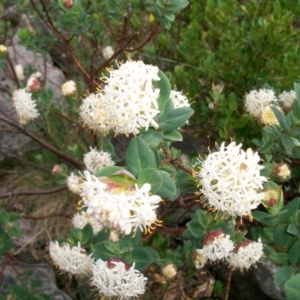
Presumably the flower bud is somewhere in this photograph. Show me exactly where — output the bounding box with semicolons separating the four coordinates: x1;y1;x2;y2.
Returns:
26;77;41;92
61;80;77;97
102;46;114;60
263;185;283;214
63;0;74;9
203;230;225;245
52;164;62;175
0;45;8;60
161;263;177;279
192;251;207;269
273;163;291;180
107;258;131;271
14;64;25;81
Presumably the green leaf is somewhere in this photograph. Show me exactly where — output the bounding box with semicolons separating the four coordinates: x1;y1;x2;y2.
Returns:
260;140;274;153
125;137;156;177
274;266;295;287
156;170;177;199
125;247;154;271
92;241;118;261
293;83;300;119
271;106;290;132
279;198;300;222
252;211;276;226
168;0;189;11
233;114;250;128
8;223;21;237
269;253;289;265
141;130;163;147
186;209;207;239
95;166;124;177
285;274;300;300
138;168;163;193
81;223;94;244
273;227;294;249
159;107;194;131
154;70;171;110
289;240;300;264
163;130;183;141
280;135;295;150
287;224;299;236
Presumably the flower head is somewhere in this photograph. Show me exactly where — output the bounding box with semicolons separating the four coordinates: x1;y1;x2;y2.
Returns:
161;263;177;279
245;89;277;119
12;88;39;124
49;241;94;275
72;211;104;235
80;60;161;135
14;64;25;81
102;46;114;60
196;142;267;218
83;147;115;174
80;171;161;235
260;105;280;126
62;80;77;97
67;172;81;194
26;77;41;92
279;91;296;110
227;239;264;271
192;251;207;269
273;163;291;180
170;90;190;109
196;230;234;262
91;258;147;299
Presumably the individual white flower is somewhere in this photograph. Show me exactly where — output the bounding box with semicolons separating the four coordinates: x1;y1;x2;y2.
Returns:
67;172;81;194
83;147;115;174
91;258;147;299
80;60;161;136
196;230;234;262
49;241;94;275
72;211;104;235
196;142;267;218
227;239;264;271
14;64;25;81
61;80;77;96
170;90;190;109
245;89;277;119
102;46;114;60
279;90;296;110
80;170;161;235
161;263;177;279
12;88;39;124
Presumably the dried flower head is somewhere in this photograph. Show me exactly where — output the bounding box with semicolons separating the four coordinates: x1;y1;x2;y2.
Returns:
196;142;267;218
260;105;280;126
161;263;177;279
245;89;277;119
12;88;39;124
273;162;291;180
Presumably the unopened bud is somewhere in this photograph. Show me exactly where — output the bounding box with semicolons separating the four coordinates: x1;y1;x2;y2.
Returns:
62;80;77;97
26;77;41;92
102;46;114;60
63;0;74;9
52;164;62;175
273;163;291;180
203;230;225;245
263;185;283;214
161;263;177;279
107;258;131;271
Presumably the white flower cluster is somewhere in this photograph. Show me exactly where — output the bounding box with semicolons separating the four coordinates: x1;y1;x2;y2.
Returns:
72;212;104;235
49;241;94;275
196;231;234;262
83;147;115;174
91;259;147;299
227;239;264;270
196;231;263;270
196;141;267;218
80;171;161;235
279;90;296;110
244;89;277;119
67;172;81;194
170;90;190;109
79;60;161;135
12;89;39;124
62;80;77;97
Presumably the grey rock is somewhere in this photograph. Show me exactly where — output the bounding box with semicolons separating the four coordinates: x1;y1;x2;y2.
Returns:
254;261;286;300
0;261;71;300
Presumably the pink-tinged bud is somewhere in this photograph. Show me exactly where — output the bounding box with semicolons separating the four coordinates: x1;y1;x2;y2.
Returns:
273;163;291;180
263;186;283;214
161;263;177;279
106;258;131;271
63;0;74;9
26;77;41;92
52;164;62;175
203;230;225;245
233;239;253;253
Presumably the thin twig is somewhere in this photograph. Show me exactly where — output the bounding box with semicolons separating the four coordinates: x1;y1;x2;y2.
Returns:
0;185;68;199
225;267;233;300
22;213;72;220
